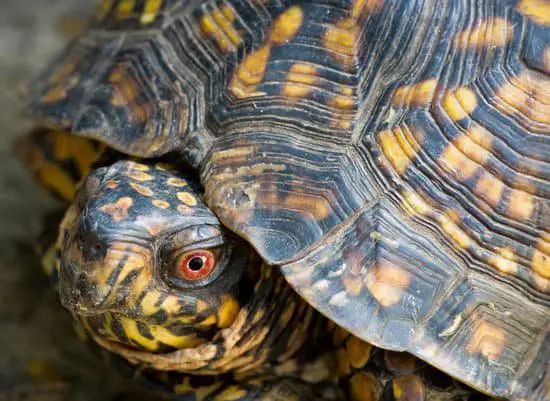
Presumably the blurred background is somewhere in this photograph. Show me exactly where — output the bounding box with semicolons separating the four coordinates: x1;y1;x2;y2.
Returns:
0;1;135;400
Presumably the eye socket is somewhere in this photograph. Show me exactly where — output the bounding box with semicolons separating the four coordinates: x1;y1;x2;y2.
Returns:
177;250;216;281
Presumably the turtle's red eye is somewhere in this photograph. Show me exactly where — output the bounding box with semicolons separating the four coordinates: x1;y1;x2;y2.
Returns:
178;250;216;281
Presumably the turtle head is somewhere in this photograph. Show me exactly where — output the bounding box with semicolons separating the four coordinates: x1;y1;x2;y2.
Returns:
58;159;253;353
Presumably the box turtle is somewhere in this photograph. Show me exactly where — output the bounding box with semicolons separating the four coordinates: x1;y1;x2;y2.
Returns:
22;0;550;400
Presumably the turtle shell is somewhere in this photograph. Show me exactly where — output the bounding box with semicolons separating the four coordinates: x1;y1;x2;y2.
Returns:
28;0;550;399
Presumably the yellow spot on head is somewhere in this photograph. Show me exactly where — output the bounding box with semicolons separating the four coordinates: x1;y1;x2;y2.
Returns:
517;0;550;25
217;296;240;328
98;197;133;223
270;6;303;44
443;88;478;121
467;321;507;359
126;172;153;181
152;199;170;209
129;182;153;197
366;261;411;307
177;191;198;206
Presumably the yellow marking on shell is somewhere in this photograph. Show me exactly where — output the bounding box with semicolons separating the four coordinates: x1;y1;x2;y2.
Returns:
402;189;433;216
199;314;217;327
174;376;221;400
323;19;358;65
177;191;197;206
392;79;438;107
125;161;150;171
231;45;271;98
507;189;535;220
489;247;518;275
517;0;550;25
342;273;363;296
437;214;473;249
455;17;513;49
495;72;550;124
200;5;242;52
347;336;372;368
438;142;479;181
152;199;170;209
350;0;384;19
210;146;255;163
140;0;162;25
532;237;550;278
116;0;135;19
40;86;69;103
269;6;303;44
467;320;507;359
366;261;411;307
475;172;504;208
129;182;153;197
166;177;188;187
213;386;248;401
276;193;331;220
283;63;318;98
443;88;478;121
378;129;417;176
337;348;351;375
453;131;492;166
217;296;240;328
98;197;133;222
350;372;380;401
125;171;153;181
50;131;102;175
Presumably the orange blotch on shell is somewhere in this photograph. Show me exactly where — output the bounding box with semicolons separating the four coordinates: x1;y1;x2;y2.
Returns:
532;238;550;278
442;88;478;121
453;132;492;166
438;142;479;181
199;5;241;52
40;86;69;104
474;172;505;208
177;204;192;214
129;182;153;197
384;351;419;374
230;45;271;98
467;321;507;360
125;161;150;171
378;129;415;176
495;72;550;124
392;79;438;107
402;189;433;217
489;247;518;275
323;19;358;64
350;372;381;401
507;189;536;220
98;197;133;223
437;214;473;249
350;0;384;19
517;0;550;25
177;191;197;207
544;48;550;73
278;192;331;220
283;63;318;98
269;6;304;44
455;17;513;49
366;261;411;307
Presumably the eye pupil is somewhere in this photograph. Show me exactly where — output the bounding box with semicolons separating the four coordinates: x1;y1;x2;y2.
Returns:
188;257;205;271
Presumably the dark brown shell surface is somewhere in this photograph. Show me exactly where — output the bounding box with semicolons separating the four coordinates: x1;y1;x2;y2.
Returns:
27;0;550;399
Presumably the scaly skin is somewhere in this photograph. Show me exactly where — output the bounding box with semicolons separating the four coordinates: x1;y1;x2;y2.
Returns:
19;129;488;401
